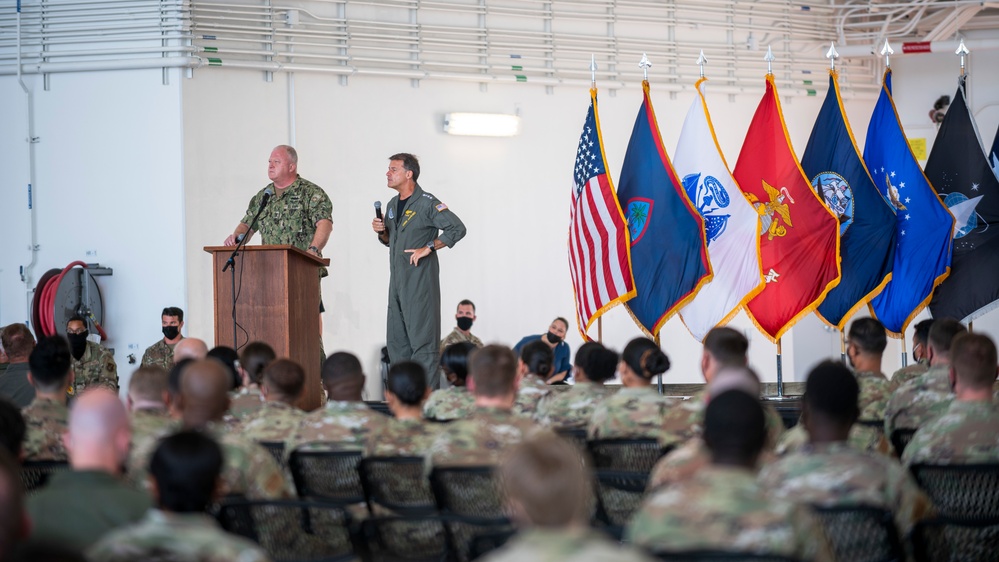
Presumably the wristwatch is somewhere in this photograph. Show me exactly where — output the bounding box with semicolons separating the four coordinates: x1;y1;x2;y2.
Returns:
308;245;322;256
426;241;436;253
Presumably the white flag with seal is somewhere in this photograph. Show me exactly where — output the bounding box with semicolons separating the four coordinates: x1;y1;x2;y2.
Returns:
676;79;765;341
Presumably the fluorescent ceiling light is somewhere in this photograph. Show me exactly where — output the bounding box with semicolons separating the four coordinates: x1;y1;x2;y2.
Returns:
443;112;521;137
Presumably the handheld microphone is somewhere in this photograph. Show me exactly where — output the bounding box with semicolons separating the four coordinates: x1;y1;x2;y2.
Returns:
374;201;382;220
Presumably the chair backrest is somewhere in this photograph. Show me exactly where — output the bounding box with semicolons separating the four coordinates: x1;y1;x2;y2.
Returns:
587;438;671;472
593;470;649;528
856;419;885;437
810;504;904;562
361;514;512;562
216;498;356;562
555;428;588;453
19;460;70;494
910;516;999;562
359;515;448;562
365;401;394;418
289;448;365;504
358;456;435;515
890;428;917;457
909;463;999;519
429;465;504;520
653;550;802;562
258;441;286;468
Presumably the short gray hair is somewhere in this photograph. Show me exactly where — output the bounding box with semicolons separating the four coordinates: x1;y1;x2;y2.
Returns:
275;145;298;165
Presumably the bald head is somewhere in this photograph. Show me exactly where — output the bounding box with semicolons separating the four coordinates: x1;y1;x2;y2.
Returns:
65;388;130;473
707;366;761;400
173;338;208;363
178;359;231;427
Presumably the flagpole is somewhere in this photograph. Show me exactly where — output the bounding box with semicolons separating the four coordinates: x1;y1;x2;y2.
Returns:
775;338;784;398
655;333;664;396
956;39;969;77
597;317;603;343
901;333;908;368
840;331;847;363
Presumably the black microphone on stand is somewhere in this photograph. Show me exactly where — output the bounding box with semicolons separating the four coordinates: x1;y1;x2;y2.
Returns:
225;187;274;272
374;201;383;237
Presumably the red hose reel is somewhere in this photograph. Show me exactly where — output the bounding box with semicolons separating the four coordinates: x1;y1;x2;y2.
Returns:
31;261;110;341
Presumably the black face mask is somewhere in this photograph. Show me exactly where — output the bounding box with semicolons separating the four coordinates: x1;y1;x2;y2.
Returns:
162;326;180;340
546;331;562;345
67;332;89;360
456;317;474;331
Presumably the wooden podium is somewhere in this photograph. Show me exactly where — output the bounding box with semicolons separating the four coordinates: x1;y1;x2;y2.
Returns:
204;245;329;411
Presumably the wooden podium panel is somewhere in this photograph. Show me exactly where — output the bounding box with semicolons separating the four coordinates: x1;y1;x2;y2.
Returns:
204;245;329;411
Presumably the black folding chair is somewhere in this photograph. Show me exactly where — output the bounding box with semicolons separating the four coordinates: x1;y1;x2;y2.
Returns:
587;438;672;472
889;428;917;457
289;448;365;504
592;469;648;540
19;460;70;494
365;401;394;418
911;516;999;562
554;428;588;453
216;498;357;562
909;463;999;519
359;456;436;515
258;441;286;468
429;465;511;562
359;515;448;562
810;504;904;562
653;550;802;562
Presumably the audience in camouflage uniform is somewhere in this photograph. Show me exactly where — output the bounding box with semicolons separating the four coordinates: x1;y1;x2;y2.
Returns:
236;358;307;444
513;340;553;417
27;388;151;551
66;315;117;394
884;318;967;439
535;342;617;429
587;337;675;441
365;361;439;457
889;318;933;390
423;341;476;421
903;333;999;466
88;431;271;562
0;324;36;408
21;336;73;462
481;433;654;562
428;345;542;468
287;351;388;454
140;306;185;370
759;361;935;536
228;341;276;420
627;390;834;561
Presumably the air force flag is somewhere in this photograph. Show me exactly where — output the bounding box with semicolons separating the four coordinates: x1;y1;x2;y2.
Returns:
676;78;764;341
864;69;953;336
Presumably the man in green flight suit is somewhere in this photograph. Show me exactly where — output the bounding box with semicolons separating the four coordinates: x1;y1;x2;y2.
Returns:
372;153;466;389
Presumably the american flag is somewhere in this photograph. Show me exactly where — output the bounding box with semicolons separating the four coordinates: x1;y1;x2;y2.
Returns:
568;90;635;338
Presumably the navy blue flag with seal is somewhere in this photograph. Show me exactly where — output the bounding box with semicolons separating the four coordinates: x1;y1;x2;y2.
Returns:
801;71;896;330
927;76;999;323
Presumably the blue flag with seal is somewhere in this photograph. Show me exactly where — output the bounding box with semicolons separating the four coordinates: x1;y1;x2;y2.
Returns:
801;71;896;330
927;76;999;322
617;81;712;337
863;69;953;336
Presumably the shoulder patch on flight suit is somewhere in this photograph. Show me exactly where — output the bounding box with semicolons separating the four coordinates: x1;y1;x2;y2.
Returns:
436;203;448;212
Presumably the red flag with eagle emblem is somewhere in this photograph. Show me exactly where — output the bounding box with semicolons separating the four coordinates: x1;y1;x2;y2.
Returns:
733;75;841;341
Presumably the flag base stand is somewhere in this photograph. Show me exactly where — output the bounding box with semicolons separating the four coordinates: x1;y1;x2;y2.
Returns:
775;338;785;398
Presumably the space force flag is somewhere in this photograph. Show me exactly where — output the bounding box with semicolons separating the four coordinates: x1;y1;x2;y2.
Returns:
617;81;711;337
801;71;897;330
927;76;999;323
676;78;764;342
864;70;953;336
568;88;637;340
733;75;841;342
